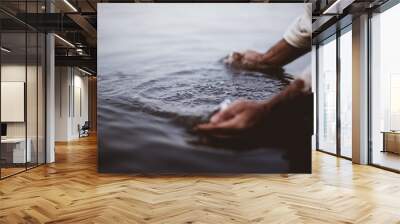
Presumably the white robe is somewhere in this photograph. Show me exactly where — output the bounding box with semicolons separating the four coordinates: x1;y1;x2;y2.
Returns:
283;4;312;92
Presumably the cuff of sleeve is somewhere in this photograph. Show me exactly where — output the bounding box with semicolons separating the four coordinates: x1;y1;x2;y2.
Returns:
283;30;302;49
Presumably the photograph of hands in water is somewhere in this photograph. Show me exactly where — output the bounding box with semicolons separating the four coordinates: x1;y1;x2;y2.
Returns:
98;3;313;173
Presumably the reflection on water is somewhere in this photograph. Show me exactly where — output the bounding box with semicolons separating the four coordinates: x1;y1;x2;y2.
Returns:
98;4;311;173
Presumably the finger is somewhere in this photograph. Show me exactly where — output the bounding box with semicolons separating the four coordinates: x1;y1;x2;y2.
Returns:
195;123;216;131
195;123;236;135
232;52;243;61
210;109;233;124
232;51;243;56
210;100;245;124
242;58;257;66
196;116;244;135
228;100;247;113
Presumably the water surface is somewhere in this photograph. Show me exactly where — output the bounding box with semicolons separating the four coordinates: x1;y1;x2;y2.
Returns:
98;4;311;173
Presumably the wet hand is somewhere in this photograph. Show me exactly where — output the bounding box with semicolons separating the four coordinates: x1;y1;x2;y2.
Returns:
230;50;265;67
195;100;270;135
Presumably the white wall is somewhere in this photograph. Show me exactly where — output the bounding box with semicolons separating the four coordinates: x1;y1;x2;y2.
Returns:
1;65;41;138
55;67;89;141
72;73;89;138
55;66;70;141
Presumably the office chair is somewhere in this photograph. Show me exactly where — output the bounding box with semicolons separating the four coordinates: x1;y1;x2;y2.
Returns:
79;121;90;138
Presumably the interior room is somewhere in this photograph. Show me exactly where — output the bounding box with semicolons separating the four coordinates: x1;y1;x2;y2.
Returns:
1;0;400;223
1;27;46;178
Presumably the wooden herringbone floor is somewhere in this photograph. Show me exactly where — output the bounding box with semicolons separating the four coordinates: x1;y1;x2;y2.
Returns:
1;135;400;224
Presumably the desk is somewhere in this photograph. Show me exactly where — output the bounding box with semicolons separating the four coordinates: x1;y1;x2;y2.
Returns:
382;131;400;154
1;138;31;163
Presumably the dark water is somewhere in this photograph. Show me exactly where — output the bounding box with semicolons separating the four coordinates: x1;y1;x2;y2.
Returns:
98;4;311;173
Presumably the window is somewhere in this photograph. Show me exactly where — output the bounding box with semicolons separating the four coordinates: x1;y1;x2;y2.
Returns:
317;36;337;154
339;29;352;158
370;2;400;171
316;26;353;159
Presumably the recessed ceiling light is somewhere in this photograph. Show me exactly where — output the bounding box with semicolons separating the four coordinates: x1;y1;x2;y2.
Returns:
54;34;75;48
1;47;11;53
63;0;78;12
78;67;93;76
323;0;354;15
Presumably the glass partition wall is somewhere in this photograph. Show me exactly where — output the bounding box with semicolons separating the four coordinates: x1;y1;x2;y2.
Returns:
0;30;27;177
0;2;46;179
316;26;352;159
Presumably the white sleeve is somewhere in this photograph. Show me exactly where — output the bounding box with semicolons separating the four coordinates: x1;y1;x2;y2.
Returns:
294;66;311;93
283;4;312;49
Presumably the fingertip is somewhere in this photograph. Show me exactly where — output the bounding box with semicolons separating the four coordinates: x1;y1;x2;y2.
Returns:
210;115;219;124
194;124;204;130
232;52;243;60
195;123;212;131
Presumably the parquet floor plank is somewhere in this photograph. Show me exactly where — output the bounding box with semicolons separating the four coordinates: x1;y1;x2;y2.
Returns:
1;135;400;223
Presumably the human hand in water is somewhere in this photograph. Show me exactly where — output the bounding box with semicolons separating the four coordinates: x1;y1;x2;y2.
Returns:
195;100;271;135
228;50;266;68
196;79;309;135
